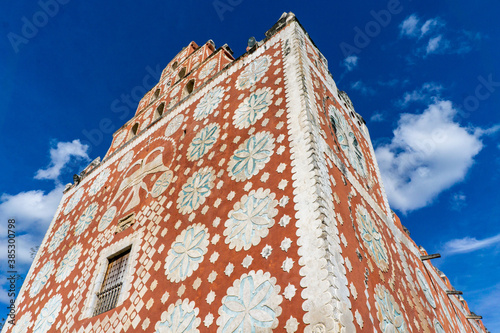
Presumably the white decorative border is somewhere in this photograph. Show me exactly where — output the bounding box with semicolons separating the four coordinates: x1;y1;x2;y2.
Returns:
80;229;143;319
281;20;352;332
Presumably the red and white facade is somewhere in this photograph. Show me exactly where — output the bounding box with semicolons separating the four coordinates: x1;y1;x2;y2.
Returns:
3;12;487;333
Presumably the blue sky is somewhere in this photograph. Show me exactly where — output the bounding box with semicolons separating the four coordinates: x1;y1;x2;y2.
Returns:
1;0;499;330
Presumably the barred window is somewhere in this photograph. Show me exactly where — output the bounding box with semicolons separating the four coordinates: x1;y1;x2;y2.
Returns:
93;248;130;316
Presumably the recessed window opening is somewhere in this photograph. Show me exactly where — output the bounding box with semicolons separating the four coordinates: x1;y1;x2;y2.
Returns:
177;67;186;81
172;61;178;70
181;79;195;99
130;123;139;139
155;103;165;119
152;88;160;101
93;247;131;316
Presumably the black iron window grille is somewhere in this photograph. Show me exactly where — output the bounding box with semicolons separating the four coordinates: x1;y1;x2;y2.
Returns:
93;248;130;316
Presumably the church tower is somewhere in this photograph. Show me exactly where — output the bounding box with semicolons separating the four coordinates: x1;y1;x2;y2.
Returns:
3;12;487;333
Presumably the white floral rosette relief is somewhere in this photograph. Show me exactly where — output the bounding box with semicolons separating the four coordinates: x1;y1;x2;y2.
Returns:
329;105;367;178
434;320;446;333
63;188;84;215
217;270;282;332
165;223;210;283
165;114;184;137
227;131;275;182
74;203;98;236
187;123;220;161
193;86;225;120
224;188;278;251
55;244;82;283
154;299;201;333
98;206;117;232
11;311;32;333
374;284;407;333
236;55;271;90
233;87;274;129
177;167;216;215
29;260;54;298
89;168;110;196
47;221;69;253
199;58;217;80
355;205;389;272
416;268;436;308
33;294;62;333
117;150;134;172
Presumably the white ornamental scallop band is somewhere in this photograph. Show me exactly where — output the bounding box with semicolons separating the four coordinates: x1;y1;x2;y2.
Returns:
374;284;407;333
236;55;271;90
47;221;69;253
33;294;62;333
74;203;98;236
164;223;210;283
29;260;54;298
199;59;217;80
187;123;220;161
11;311;32;333
233;87;274;129
55;244;82;283
177;167;215;215
217;270;282;332
228;131;275;182
89;168;110;196
193;86;225;121
416;268;437;308
154;299;201;333
63;188;84;215
151;170;174;198
98;206;117;232
224;188;278;251
355;205;390;272
329;106;367;178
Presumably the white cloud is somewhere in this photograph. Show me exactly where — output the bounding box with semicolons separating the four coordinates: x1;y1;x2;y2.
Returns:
420;18;440;36
370;112;385;122
426;35;447;55
399;14;478;56
400;14;420;37
342;55;359;72
35;140;89;181
375;100;483;212
450;192;467;211
350;80;375;96
0;185;64;234
442;233;500;255
398;82;443;107
474;124;500;137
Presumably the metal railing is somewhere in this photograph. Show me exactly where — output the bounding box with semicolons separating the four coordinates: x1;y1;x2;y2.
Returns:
93;282;123;316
